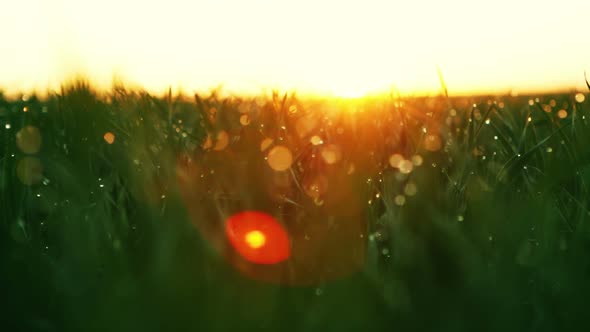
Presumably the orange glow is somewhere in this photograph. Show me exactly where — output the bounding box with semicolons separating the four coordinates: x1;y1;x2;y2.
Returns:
266;146;293;171
103;132;115;144
225;211;290;264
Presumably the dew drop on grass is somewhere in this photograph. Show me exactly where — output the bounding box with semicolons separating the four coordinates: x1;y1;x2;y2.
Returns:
202;134;213;150
260;138;273;152
575;93;585;103
239;114;251;126
557;109;568;119
424;134;442;152
267;145;293;171
213;131;229;151
546;147;553;153
404;183;417;196
5;123;10;129
457;215;464;222
411;155;423;166
103;132;115;144
16;125;42;154
310;135;323;145
394;195;406;206
542;104;552;113
321;144;342;164
528;100;534;106
389;154;404;168
398;160;413;174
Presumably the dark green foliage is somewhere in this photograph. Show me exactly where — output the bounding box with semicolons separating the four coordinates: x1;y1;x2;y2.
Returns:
1;84;589;331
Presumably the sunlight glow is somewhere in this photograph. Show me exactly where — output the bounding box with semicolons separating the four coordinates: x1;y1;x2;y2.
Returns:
1;0;589;97
244;230;266;249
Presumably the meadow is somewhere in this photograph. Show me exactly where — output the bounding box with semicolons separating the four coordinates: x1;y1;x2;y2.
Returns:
1;82;589;331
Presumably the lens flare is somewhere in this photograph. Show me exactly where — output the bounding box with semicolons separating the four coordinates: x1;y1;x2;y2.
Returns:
245;230;266;249
225;211;290;265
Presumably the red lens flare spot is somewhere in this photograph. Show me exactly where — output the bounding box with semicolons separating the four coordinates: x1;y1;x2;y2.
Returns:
225;211;290;265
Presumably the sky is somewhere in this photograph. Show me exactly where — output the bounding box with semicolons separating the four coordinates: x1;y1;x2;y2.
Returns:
1;0;589;97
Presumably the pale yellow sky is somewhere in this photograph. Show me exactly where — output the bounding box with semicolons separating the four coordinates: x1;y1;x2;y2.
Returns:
1;0;589;97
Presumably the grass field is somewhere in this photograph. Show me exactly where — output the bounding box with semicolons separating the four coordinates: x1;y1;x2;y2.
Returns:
1;82;590;331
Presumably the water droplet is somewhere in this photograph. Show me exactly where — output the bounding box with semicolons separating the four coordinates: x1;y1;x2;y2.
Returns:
315;288;323;296
394;195;406;206
389;154;404;168
457;215;464;222
16;126;42;154
239;114;250;126
404;183;417;196
103;132;115;144
411;155;423;166
212;131;230;151
260;138;273;152
267;145;293;171
424;134;442;152
398;160;413;174
485;118;491;125
528;100;534;106
321;144;342;164
4;123;11;129
303;175;328;199
310;135;323;145
494;135;498;140
202;134;213;150
575;93;585;103
557;109;567;119
546;147;553;153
